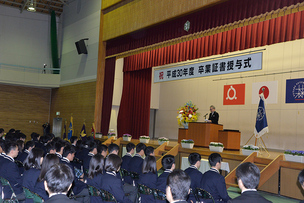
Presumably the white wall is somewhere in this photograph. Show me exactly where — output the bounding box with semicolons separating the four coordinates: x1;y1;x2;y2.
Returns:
155;39;304;151
60;0;101;85
0;6;53;70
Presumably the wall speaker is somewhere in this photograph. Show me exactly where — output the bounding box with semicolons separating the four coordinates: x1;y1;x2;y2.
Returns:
75;38;89;54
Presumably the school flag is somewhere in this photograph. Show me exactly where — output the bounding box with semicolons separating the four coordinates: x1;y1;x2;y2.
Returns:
80;122;87;141
63;119;67;140
68;115;73;140
254;94;268;138
91;123;95;139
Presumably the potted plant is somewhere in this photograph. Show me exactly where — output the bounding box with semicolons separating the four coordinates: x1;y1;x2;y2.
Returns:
209;142;224;152
158;137;169;145
107;132;117;140
123;134;132;141
284;150;304;163
181;139;194;149
139;135;150;143
177;101;199;129
95;132;102;138
241;145;259;156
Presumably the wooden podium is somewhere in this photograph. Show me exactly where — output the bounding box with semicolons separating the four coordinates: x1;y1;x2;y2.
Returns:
178;128;188;143
188;122;223;147
218;130;241;150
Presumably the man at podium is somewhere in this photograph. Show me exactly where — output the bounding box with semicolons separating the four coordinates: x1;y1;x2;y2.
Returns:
207;105;219;124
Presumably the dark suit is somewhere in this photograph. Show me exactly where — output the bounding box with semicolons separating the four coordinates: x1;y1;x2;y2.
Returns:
128;154;143;175
156;170;171;203
209;111;219;124
121;153;133;184
34;180;49;201
45;194;78;203
23;168;40;192
138;172;158;203
184;166;203;203
87;173;103;203
100;172;133;203
227;190;272;203
201;168;231;203
0;154;23;198
83;152;94;171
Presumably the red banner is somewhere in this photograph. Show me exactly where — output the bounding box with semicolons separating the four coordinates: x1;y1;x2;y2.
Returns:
223;84;245;105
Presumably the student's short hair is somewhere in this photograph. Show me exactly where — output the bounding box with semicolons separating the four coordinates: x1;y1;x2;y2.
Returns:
38;154;60;182
0;139;5;151
188;153;201;165
62;145;76;158
70;136;78;144
136;143;146;153
144;146;154;156
208;153;222;167
18;133;26;140
55;142;64;153
16;140;24;152
25;141;35;150
53;137;62;143
24;148;44;170
108;144;119;154
167;169;191;201
126;143;135;153
0;128;4;134
98;144;108;154
88;154;104;179
8;128;15;133
143;155;157;174
298;169;304;186
88;142;97;152
104;154;122;172
45;163;74;193
162;155;175;169
31;132;40;141
46;141;56;153
236;162;260;189
4;141;17;154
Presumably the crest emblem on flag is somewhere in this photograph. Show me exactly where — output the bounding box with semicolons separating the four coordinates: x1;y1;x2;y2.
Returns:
286;78;304;103
254;94;268;138
223;84;245;105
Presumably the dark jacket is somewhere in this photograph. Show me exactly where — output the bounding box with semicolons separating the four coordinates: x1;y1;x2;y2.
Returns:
45;194;78;203
156;170;171;203
34;180;49;201
209;111;219;124
128;154;143;175
201;168;231;203
227;190;272;203
83;152;94;171
23;168;40;192
87;173;103;203
121;153;133;184
138;172;158;203
184;166;203;203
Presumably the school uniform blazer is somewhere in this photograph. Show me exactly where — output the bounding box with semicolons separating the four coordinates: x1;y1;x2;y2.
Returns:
76;148;90;161
61;158;87;195
156;170;171;203
184;166;203;203
45;194;78;203
227;191;272;203
34;180;49;201
0;154;23;198
121;153;133;184
22;168;40;192
201;168;231;203
128;154;143;175
100;172;133;203
87;174;103;203
208;111;219;124
16;150;30;163
83;152;94;171
138;172;158;203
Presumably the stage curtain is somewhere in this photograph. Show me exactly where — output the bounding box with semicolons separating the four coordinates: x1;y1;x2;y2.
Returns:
117;67;152;139
106;0;303;56
100;57;116;135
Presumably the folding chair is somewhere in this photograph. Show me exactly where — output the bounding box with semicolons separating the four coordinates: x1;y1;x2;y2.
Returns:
23;187;43;203
194;188;215;203
0;177;19;203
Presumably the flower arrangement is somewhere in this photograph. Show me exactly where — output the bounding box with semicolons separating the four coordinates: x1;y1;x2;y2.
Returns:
242;145;259;151
123;134;132;137
95;132;102;138
139;135;150;139
181;139;194;143
209;142;224;147
177;101;199;127
284;150;304;156
158;137;169;142
107;132;116;137
123;134;132;141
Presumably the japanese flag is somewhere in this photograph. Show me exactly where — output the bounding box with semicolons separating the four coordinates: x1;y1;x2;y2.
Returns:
252;81;278;104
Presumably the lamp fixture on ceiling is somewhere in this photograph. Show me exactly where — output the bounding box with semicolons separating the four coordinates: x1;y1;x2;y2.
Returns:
27;0;37;12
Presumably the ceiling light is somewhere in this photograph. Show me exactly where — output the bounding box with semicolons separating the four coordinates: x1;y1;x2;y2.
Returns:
27;0;36;12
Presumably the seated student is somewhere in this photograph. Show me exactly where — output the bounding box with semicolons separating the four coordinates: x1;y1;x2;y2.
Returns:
184;153;203;203
55;141;64;160
87;154;105;203
70;136;78;146
31;132;44;149
100;154;133;203
34;154;60;201
144;146;155;156
121;143;135;185
0;141;25;200
156;154;175;203
138;156;158;203
23;148;44;195
98;144;108;157
0;128;4;138
228;162;271;203
16;140;24;157
128;143;146;175
299;170;304;203
108;143;120;155
166;169;191;203
45;141;56;155
61;145;90;203
201;153;231;203
18;133;27;142
44;163;78;203
16;140;35;163
83;142;98;171
76;139;92;161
